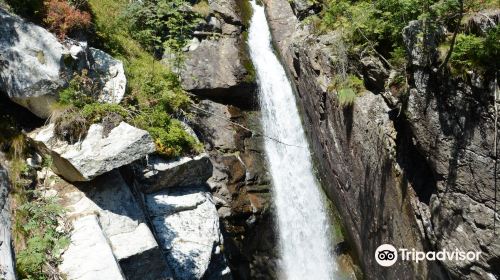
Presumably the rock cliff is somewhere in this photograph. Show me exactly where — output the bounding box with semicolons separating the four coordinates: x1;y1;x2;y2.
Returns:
263;0;499;279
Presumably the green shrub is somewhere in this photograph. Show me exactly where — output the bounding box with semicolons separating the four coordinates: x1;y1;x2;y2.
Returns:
337;88;357;107
329;74;365;107
125;0;203;55
449;26;499;73
58;70;97;108
53;107;89;143
81;103;130;123
321;0;420;53
15;191;69;280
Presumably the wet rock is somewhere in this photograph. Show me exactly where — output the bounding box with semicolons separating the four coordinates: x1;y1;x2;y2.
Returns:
133;153;213;194
145;186;231;280
0;164;15;280
192;97;276;278
29;122;155;182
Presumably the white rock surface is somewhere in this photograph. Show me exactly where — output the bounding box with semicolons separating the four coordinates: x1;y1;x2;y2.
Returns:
56;171;172;280
59;215;125;280
90;48;126;104
146;187;230;280
29;122;156;182
135;153;213;193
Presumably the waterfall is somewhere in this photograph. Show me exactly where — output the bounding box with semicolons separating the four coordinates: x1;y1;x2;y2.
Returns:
248;1;337;279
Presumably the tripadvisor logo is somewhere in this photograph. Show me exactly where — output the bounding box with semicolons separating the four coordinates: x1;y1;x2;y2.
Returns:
375;244;398;267
375;244;481;267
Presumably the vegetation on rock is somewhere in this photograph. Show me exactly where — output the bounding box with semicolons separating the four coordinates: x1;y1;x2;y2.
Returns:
125;0;204;56
317;0;498;72
15;190;69;280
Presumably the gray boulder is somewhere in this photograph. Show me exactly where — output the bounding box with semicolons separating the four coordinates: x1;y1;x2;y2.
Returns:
90;48;126;104
180;37;254;102
289;0;320;19
208;0;241;25
466;9;500;35
133;153;213;193
0;8;126;118
145;187;231;280
0;165;15;280
29;122;156;182
0;8;67;118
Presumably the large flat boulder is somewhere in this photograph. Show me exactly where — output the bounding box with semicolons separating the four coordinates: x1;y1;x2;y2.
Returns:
145;187;231;280
0;8;126;118
29;122;155;182
54;171;173;280
133;153;213;193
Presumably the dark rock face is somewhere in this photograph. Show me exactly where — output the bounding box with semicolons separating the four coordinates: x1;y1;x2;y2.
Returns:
403;20;500;279
177;0;256;107
191;99;278;280
264;0;500;279
263;0;444;279
178;1;278;278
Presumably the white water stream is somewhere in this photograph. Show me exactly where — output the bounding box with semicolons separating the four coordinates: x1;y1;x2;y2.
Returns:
248;1;337;279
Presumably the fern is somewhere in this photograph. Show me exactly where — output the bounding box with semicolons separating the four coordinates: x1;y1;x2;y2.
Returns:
15;191;69;280
338;88;356;107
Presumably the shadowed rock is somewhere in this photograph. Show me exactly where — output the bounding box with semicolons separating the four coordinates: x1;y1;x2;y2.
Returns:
133;153;213;194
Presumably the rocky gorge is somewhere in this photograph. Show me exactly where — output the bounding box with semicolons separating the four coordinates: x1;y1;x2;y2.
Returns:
0;0;498;280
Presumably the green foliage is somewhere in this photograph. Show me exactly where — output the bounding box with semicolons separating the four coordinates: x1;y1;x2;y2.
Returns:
58;70;97;108
329;74;365;107
449;26;500;73
48;0;203;158
321;0;421;52
337;88;356;107
15;191;69;280
125;0;203;55
134;109;202;157
319;0;497;70
81;103;129;123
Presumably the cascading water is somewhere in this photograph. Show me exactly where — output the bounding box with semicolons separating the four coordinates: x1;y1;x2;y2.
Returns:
248;1;337;279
